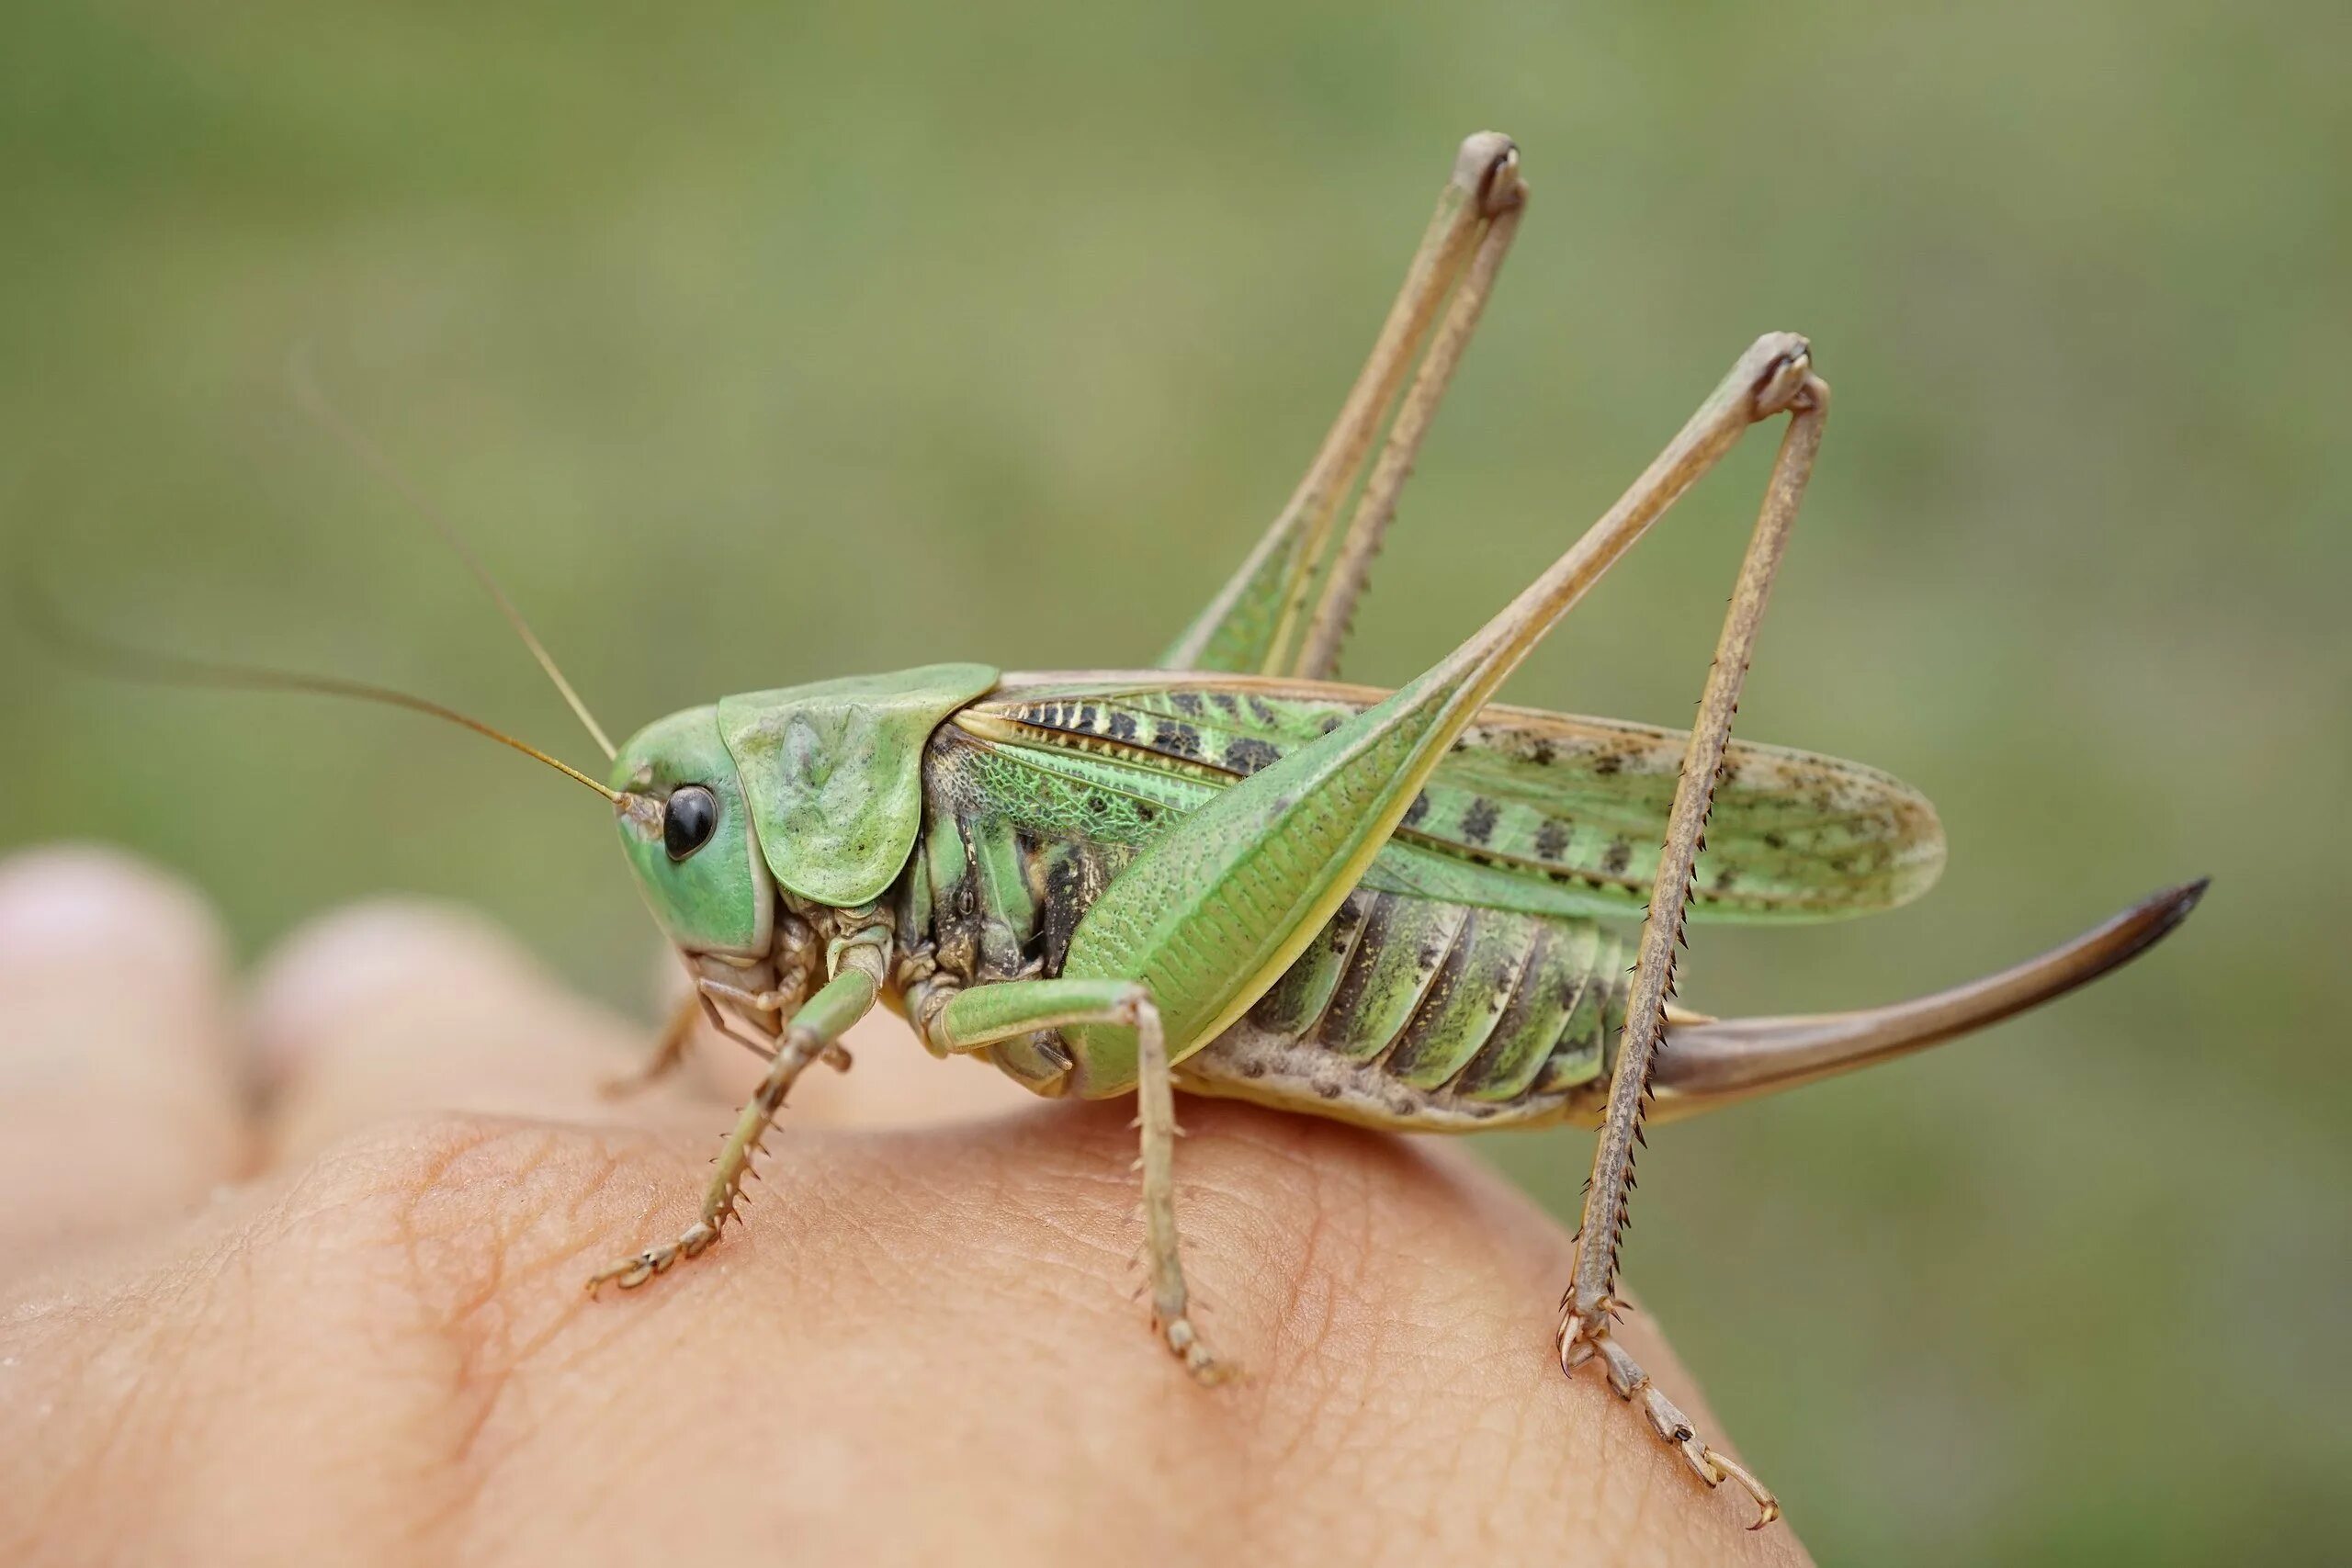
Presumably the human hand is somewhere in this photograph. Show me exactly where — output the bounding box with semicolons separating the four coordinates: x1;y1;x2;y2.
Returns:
0;848;1806;1566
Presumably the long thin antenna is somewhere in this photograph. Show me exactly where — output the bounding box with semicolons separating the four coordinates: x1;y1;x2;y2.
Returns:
25;582;621;803
287;344;619;761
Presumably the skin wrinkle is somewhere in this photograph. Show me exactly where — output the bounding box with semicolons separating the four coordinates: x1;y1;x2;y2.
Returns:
1300;1368;1457;1556
1589;1357;1656;1564
783;1170;1001;1314
1244;1142;1391;1515
52;1212;263;1555
299;1118;513;1562
46;1319;156;1559
258;1116;640;1563
439;1112;874;1559
3;1212;249;1560
989;1181;1142;1280
865;1101;1384;1547
1250;1127;1506;1547
595;1105;1193;1380
603;1111;1155;1318
1285;1139;1701;1560
1359;1347;1489;1550
1241;1114;1476;1541
409;1132;609;1472
1466;1393;1536;1554
474;1169;665;1384
1041;1122;1261;1348
821;1122;1070;1270
938;1105;1255;1314
415;1142;659;1552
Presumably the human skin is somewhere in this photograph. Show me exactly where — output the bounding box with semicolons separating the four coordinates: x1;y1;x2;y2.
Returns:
0;848;1807;1567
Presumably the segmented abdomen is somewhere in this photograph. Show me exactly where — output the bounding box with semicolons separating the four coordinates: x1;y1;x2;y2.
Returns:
1240;886;1629;1102
904;723;1633;1124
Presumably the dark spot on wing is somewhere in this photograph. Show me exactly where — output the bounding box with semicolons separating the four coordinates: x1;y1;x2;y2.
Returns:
1593;752;1624;776
1461;797;1500;845
1601;838;1633;875
1402;791;1431;828
1106;710;1138;742
1170;691;1204;718
1155;723;1203;759
1533;818;1570;861
1224;737;1281;774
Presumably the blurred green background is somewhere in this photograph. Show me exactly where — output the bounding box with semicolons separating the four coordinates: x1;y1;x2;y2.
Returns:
4;3;2343;1561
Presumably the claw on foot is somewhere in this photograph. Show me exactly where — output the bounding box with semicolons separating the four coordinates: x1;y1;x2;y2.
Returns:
584;1220;720;1296
1161;1314;1236;1387
1561;1314;1782;1530
1555;1293;1616;1373
1701;1446;1781;1532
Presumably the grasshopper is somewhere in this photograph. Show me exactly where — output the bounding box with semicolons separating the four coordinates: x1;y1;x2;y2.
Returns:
63;131;2203;1529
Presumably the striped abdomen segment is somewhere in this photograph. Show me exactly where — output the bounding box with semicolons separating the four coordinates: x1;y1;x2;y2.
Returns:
1246;887;1631;1102
904;721;1633;1111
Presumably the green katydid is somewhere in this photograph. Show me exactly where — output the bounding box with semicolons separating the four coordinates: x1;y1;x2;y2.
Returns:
55;131;2205;1530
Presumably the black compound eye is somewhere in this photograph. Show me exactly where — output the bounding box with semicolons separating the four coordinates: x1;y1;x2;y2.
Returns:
662;785;718;862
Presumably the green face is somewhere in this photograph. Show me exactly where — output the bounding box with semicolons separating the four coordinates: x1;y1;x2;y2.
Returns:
610;705;775;960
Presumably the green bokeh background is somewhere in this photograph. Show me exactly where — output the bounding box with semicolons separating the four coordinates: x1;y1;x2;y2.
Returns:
5;4;2343;1561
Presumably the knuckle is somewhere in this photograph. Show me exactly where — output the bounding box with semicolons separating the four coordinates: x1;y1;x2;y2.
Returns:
263;1112;668;1371
252;903;549;1055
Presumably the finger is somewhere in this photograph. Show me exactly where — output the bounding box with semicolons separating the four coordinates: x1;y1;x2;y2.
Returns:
252;901;699;1168
0;846;252;1254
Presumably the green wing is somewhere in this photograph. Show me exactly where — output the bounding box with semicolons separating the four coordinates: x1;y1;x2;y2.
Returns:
959;671;1944;924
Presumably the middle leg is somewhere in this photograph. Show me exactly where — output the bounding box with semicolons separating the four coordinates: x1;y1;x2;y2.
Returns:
926;977;1227;1382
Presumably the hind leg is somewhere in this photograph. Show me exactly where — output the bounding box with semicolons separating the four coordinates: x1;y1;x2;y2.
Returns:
1165;130;1525;679
1556;370;1829;1531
